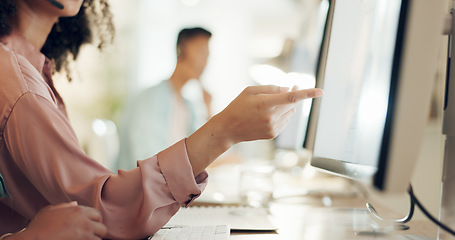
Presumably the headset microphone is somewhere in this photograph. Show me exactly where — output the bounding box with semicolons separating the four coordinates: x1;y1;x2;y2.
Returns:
47;0;64;10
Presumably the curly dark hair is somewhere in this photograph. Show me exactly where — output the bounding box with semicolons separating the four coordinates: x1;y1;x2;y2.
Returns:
0;0;115;80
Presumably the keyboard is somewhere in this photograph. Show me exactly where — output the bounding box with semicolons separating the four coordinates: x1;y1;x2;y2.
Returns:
149;225;230;240
167;206;276;231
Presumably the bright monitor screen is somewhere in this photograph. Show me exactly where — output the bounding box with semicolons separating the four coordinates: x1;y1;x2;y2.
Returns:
313;0;403;169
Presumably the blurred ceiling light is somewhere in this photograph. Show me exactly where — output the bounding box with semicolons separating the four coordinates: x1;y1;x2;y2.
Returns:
181;0;200;6
92;119;117;137
249;64;316;89
92;119;108;136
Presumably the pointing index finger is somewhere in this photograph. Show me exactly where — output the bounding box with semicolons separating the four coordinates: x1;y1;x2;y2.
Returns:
278;88;324;105
247;85;290;95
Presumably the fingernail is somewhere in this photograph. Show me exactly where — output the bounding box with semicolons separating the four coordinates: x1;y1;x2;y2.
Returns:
315;90;324;98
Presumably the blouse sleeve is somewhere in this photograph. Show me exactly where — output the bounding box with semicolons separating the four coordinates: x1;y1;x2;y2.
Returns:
4;92;208;239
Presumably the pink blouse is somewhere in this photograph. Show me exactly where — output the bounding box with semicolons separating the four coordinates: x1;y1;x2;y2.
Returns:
0;32;208;239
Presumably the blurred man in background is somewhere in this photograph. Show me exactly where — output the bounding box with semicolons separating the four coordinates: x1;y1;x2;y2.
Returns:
117;27;213;170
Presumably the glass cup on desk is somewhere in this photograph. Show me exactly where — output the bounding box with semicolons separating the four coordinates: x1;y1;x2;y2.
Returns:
239;165;274;208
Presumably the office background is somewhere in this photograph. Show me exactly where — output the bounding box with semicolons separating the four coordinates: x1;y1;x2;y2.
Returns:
53;0;450;222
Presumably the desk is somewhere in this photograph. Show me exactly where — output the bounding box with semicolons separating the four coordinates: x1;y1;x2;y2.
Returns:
198;164;438;239
229;198;437;239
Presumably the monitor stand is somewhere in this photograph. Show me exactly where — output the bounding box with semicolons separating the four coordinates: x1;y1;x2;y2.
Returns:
366;194;414;230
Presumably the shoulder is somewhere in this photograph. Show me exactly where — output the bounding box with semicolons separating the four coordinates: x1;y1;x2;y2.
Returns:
132;81;173;107
121;81;173;124
0;44;56;147
142;81;172;97
0;44;28;146
0;43;54;102
0;43;28;100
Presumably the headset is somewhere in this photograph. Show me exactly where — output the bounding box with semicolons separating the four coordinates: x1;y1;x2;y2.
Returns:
48;0;64;10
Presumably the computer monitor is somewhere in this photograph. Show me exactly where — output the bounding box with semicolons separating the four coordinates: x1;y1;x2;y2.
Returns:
310;0;444;193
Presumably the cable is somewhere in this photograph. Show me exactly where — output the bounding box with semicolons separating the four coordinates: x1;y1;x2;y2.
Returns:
367;185;455;235
409;185;455;236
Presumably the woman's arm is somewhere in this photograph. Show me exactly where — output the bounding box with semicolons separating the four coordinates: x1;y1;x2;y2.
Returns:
4;93;206;239
187;85;323;176
3;85;321;239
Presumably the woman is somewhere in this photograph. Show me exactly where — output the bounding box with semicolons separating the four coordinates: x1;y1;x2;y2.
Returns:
0;0;323;239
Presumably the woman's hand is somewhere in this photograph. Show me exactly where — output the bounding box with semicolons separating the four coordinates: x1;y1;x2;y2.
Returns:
217;85;323;143
13;202;107;240
186;85;323;176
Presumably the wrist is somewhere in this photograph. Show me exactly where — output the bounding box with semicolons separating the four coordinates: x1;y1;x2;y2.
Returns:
186;113;236;175
207;113;237;150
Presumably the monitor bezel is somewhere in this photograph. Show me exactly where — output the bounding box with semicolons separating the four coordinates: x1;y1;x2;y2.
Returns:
303;0;334;151
373;0;410;190
274;0;331;151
